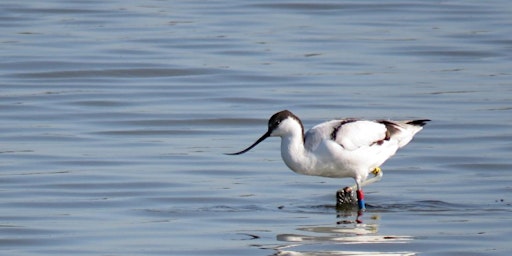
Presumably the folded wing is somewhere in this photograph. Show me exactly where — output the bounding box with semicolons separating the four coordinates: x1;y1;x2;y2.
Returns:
305;118;429;151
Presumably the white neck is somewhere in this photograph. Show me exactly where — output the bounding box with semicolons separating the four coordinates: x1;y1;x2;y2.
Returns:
279;132;315;175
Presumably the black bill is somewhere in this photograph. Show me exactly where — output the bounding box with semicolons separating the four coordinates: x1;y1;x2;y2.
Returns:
225;130;271;155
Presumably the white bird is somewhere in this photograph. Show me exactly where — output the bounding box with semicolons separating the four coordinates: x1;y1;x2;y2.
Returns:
227;110;429;210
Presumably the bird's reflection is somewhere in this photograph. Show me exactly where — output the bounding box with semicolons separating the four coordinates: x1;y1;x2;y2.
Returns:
273;209;415;256
336;205;364;224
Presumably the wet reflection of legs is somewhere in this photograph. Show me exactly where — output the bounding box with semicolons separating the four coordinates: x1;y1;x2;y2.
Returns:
336;208;364;224
336;186;364;223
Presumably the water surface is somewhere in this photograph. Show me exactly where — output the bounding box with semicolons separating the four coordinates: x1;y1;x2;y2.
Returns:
1;0;511;255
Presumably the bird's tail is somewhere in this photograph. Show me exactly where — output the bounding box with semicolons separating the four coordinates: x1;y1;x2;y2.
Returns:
406;119;430;127
384;119;430;148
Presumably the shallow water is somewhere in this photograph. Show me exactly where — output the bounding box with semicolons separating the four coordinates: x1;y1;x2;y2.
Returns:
1;0;512;255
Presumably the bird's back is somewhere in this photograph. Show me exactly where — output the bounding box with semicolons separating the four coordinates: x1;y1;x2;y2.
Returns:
305;118;429;151
305;119;387;152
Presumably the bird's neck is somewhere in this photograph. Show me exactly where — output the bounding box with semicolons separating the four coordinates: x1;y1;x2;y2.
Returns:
280;132;314;175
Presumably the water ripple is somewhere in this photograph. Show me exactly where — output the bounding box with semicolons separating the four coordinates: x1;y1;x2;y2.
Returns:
10;68;217;79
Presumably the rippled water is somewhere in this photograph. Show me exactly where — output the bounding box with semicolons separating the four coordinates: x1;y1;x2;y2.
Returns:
1;1;512;255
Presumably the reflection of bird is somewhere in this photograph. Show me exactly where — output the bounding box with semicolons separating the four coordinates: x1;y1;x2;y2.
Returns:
227;110;430;210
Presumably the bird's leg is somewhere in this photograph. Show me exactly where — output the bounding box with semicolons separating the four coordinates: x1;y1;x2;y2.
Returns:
350;167;383;190
355;168;382;211
356;185;365;211
365;167;383;186
337;167;383;209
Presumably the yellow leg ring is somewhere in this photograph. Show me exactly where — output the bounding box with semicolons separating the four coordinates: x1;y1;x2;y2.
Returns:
371;167;381;175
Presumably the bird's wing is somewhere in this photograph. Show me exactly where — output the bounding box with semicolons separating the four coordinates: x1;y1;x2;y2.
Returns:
305;119;388;151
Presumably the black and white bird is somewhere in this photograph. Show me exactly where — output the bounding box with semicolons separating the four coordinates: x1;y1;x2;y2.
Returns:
227;110;430;210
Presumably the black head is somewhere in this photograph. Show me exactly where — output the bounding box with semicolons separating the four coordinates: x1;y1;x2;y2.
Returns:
268;110;299;130
226;110;303;155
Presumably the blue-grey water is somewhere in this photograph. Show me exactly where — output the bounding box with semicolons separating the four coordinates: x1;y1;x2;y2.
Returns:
1;1;511;255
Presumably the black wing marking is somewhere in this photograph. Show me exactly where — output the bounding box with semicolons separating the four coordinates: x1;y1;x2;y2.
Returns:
330;119;358;142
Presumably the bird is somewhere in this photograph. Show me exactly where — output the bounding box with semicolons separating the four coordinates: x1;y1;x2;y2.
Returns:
226;110;430;210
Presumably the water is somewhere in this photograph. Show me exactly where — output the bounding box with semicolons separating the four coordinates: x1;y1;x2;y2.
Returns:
1;0;511;255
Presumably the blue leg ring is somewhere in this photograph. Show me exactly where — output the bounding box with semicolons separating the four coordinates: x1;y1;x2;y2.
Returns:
358;199;366;210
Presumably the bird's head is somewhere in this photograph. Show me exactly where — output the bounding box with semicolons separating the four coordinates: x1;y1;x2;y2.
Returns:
226;110;303;155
